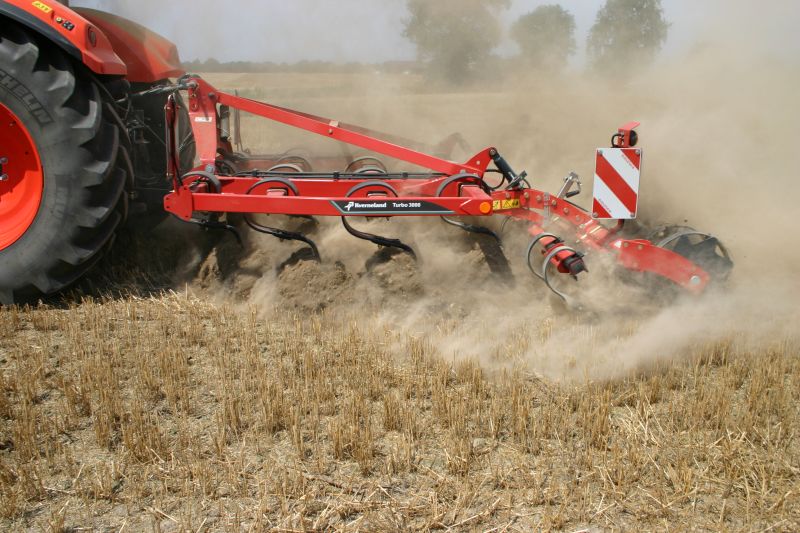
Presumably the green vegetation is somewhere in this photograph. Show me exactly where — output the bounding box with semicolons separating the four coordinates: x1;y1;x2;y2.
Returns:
511;5;576;72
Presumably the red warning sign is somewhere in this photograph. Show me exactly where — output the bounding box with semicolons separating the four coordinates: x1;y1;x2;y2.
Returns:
592;148;642;220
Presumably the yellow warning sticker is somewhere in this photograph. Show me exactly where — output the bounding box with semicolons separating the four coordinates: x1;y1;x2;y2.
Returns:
492;199;521;210
32;1;53;14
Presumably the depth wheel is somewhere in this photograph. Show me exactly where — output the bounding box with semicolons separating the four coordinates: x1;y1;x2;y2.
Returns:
648;225;733;281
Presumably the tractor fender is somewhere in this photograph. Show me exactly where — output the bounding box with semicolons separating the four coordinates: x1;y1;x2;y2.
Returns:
73;8;185;83
0;0;126;75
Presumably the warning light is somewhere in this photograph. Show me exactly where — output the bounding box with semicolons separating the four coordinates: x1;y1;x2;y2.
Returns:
479;202;491;214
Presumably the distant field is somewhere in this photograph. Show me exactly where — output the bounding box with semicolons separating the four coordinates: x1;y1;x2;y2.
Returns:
195;71;613;187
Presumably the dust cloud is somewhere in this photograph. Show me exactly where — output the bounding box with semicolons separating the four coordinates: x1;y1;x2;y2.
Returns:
162;2;799;381
73;0;413;64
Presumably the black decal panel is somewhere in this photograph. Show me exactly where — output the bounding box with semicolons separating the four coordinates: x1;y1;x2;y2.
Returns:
331;200;454;215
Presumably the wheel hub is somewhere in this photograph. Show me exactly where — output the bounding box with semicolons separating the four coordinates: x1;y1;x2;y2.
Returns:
0;102;44;251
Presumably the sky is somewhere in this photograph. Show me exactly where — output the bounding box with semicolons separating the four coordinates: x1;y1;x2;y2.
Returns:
71;0;799;64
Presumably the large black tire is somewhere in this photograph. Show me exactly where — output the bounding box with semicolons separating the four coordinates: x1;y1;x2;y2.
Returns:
0;24;128;304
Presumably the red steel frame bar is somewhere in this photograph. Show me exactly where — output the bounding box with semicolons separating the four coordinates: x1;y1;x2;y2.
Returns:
162;76;711;294
186;77;491;176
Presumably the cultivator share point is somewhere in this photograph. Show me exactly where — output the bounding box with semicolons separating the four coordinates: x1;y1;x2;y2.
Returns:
161;76;732;303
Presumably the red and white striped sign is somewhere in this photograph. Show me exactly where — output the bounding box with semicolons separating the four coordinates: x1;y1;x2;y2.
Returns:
592;148;642;220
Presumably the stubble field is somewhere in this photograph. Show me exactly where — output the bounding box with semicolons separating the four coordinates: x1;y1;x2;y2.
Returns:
1;61;799;532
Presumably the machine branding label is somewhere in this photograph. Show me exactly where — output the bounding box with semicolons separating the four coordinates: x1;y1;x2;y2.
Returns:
331;200;453;215
32;1;53;14
0;69;53;125
492;199;520;210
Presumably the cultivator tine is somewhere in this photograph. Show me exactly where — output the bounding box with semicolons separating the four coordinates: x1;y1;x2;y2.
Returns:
243;174;321;262
433;172;508;271
275;156;313;172
178;171;244;246
441;217;511;278
266;163;305;174
441;216;502;244
541;245;581;303
341;218;416;259
526;233;561;280
526;233;587;303
499;217;511;236
197;220;244;247
245;219;321;262
262;163;319;228
340;180;417;259
344;156;388;175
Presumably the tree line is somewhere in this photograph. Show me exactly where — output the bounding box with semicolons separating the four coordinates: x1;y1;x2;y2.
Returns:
405;0;669;82
186;0;669;81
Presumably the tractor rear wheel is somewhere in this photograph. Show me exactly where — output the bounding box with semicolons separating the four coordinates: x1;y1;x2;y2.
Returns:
0;24;128;304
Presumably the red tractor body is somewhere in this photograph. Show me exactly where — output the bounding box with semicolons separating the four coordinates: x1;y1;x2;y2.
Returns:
0;0;182;80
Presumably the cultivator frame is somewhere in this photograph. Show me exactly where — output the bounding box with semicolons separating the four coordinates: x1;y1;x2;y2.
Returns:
162;75;728;300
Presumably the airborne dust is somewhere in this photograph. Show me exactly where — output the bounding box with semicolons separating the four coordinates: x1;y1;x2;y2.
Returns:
134;1;799;380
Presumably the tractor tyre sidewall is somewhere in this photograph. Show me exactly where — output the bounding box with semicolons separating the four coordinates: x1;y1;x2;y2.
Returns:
0;25;126;303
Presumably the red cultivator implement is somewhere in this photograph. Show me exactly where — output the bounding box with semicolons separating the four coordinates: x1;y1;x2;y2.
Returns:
162;75;732;303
